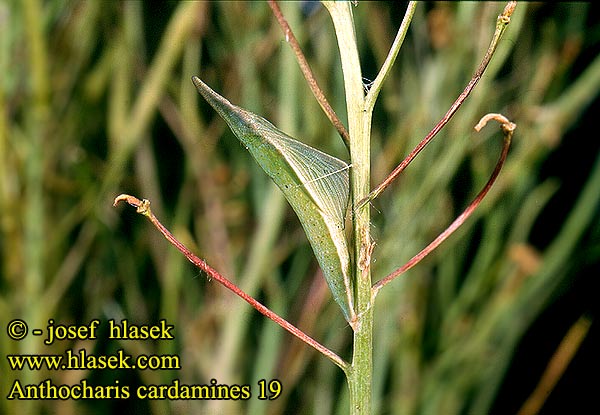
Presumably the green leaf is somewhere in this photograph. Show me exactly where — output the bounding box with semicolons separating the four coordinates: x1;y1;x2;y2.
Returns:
192;76;355;322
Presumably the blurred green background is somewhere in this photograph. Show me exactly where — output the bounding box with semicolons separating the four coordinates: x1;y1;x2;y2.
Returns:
1;2;599;414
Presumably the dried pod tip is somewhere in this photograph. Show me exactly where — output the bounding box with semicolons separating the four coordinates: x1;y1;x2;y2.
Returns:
113;194;151;215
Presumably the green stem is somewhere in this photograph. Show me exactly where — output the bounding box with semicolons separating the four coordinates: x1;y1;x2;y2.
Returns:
359;1;516;208
365;1;417;112
22;1;49;414
23;0;48;312
538;50;600;140
323;2;373;414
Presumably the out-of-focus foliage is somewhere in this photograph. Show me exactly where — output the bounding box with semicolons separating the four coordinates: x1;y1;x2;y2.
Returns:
1;2;598;414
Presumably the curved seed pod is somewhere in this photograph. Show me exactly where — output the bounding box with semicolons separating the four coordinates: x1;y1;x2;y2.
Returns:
192;76;355;322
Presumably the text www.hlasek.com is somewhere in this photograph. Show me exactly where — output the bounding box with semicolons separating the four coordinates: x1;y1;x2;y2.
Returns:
7;349;180;371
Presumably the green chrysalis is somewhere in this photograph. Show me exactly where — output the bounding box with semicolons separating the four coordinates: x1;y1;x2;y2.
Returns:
192;76;355;322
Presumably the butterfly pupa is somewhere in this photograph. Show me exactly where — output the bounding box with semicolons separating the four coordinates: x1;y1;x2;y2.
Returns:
192;76;355;322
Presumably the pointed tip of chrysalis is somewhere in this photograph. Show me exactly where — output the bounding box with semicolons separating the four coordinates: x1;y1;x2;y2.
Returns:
191;75;203;89
191;76;241;123
191;75;213;101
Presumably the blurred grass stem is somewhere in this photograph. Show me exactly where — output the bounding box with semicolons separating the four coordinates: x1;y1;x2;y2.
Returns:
22;0;49;413
517;315;592;415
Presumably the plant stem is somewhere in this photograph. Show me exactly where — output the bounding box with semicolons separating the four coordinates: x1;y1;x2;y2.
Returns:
364;1;417;112
268;0;350;147
358;1;517;209
517;315;592;415
113;195;350;373
102;1;202;194
372;114;515;296
323;2;373;413
22;1;48;413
